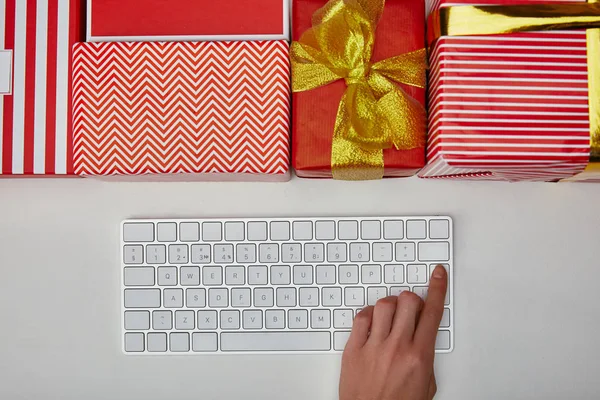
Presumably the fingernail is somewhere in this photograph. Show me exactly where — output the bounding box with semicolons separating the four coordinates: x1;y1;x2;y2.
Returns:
432;265;446;279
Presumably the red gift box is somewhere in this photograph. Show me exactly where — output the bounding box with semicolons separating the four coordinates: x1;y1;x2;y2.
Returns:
87;0;290;42
0;0;84;176
292;0;426;178
419;0;598;182
72;40;291;181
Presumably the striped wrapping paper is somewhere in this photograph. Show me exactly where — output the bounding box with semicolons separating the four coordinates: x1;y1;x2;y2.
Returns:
419;0;595;182
0;0;83;176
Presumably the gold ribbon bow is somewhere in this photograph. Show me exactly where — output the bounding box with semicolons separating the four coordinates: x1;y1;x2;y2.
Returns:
429;1;600;180
291;0;427;180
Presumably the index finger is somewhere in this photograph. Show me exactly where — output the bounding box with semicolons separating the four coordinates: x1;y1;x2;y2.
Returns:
414;265;448;350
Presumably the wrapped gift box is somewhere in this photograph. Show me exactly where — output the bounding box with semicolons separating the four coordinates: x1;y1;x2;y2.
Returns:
0;0;84;176
72;40;291;181
419;0;598;182
87;0;290;42
292;0;427;179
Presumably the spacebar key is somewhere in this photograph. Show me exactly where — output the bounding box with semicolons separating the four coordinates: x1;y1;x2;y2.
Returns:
221;332;331;352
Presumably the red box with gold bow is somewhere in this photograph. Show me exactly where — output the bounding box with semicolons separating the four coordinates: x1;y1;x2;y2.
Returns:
292;0;427;180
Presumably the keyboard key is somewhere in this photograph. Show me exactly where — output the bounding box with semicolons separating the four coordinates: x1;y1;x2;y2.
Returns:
276;288;297;307
339;265;359;284
281;243;302;263
367;287;387;306
202;222;222;242
186;288;206;308
344;287;365;307
124;289;161;308
248;222;267;241
436;331;451;350
288;310;309;329
406;220;427;240
338;220;358;240
146;245;166;264
384;264;404;284
271;265;291;285
372;242;392;262
123;245;143;264
225;222;245;241
270;221;290;241
236;244;256;264
152;311;172;330
311;309;331;329
429;220;450;239
243;310;263;329
124;311;150;330
180;266;200;286
316;265;336;284
180;222;200;242
294;265;313;285
124;267;155;286
299;287;319;307
322;287;342;307
305;243;325;263
208;288;228;308
327;243;347;262
248;266;268;285
418;242;450;262
333;331;351;351
396;242;416;262
259;243;279;263
197;311;218;329
334;309;353;329
168;244;188;264
265;310;285;329
163;288;183;307
221;310;241;330
231;288;251;307
441;308;451;328
124;333;145;352
202;267;223;286
293;221;313;241
157;222;177;242
170;332;190;352
383;220;404;240
361;264;381;284
214;244;234;263
157;267;177;286
175;311;195;330
254;288;274;307
191;244;211;264
123;223;154;242
221;332;331;351
407;264;428;284
390;286;410;296
413;286;428;300
147;333;167;352
315;221;335;240
225;266;245;285
349;243;369;262
361;220;381;240
192;332;218;352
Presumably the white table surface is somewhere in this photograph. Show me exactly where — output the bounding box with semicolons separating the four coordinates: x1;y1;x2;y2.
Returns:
0;176;599;400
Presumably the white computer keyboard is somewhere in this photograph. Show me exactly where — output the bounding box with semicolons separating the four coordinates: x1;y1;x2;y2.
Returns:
121;217;454;354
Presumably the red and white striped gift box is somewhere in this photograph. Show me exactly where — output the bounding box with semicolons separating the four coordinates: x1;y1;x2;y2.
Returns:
0;0;83;176
419;0;595;182
72;40;291;181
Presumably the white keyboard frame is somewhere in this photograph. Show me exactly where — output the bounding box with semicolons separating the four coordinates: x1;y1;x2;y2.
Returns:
121;216;454;355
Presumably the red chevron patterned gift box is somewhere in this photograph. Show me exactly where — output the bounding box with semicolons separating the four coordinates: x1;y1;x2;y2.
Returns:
419;0;600;182
72;40;291;181
0;0;84;176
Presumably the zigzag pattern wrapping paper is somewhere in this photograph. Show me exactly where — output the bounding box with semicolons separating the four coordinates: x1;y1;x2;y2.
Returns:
72;40;291;180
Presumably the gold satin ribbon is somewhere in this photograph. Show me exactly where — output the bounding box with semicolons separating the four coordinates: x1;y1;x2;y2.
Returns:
291;0;427;180
429;1;600;177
